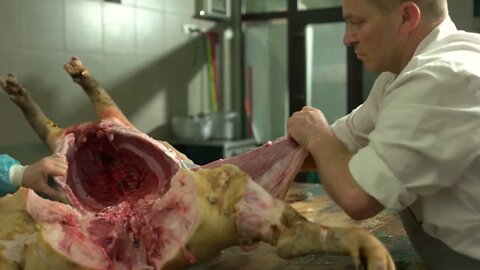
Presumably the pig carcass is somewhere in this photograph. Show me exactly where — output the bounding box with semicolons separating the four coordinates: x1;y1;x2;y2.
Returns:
0;57;395;270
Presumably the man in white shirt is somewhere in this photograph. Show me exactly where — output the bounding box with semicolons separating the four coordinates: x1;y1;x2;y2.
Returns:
287;0;480;269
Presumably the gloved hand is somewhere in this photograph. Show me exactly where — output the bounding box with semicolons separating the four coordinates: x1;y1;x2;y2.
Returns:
20;153;68;200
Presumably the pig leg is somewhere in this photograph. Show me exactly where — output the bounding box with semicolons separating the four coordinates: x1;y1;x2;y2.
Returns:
63;56;192;163
236;181;396;270
0;74;64;151
275;207;396;270
63;56;134;128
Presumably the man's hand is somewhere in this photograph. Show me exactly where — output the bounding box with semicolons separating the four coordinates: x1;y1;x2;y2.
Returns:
22;153;68;200
287;106;332;150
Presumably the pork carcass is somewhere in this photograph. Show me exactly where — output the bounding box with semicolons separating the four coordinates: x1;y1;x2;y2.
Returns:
0;57;395;270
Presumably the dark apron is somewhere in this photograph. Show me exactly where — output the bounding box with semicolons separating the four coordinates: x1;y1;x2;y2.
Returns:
399;208;480;270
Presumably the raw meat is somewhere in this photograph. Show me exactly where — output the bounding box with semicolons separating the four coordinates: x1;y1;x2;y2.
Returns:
0;57;395;270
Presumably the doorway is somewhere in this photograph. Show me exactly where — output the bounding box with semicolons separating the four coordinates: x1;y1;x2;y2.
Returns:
241;0;364;142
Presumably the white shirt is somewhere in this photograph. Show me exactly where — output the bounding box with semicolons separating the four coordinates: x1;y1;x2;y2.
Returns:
331;18;480;260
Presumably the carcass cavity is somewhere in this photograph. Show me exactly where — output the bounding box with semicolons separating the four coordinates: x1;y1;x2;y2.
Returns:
66;128;177;210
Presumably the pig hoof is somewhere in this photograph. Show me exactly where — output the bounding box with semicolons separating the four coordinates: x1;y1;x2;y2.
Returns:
63;56;90;83
0;73;30;105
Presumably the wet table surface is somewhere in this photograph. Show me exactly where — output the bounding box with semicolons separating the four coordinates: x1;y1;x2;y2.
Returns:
192;183;429;270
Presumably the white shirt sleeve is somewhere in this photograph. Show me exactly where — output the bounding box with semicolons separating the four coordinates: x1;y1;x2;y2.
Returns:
331;73;394;152
350;63;480;209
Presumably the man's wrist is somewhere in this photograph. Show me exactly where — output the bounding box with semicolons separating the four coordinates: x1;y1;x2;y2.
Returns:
306;131;336;153
307;131;349;165
9;164;27;188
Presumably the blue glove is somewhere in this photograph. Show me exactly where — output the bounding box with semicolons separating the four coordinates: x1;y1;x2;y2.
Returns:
0;154;20;196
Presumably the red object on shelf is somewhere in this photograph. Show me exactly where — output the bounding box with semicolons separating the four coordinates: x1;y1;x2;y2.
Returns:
245;65;253;137
209;32;221;112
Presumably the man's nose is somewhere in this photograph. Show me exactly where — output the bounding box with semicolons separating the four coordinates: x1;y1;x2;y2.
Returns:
343;30;357;47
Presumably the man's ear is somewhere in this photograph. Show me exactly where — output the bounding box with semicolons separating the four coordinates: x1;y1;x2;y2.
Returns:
398;2;421;36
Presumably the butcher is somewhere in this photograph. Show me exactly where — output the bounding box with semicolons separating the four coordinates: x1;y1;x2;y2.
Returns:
288;0;480;269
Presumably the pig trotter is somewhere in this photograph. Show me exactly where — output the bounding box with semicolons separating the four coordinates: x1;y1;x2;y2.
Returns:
235;183;395;270
0;73;63;151
63;56;133;127
276;219;396;270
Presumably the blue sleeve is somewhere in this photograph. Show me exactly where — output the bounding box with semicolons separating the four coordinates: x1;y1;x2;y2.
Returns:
0;154;20;196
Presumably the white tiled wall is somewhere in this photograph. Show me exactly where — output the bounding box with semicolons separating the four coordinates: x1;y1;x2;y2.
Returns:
0;0;217;162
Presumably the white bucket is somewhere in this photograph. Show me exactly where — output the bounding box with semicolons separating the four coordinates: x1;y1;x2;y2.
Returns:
171;116;213;141
211;112;239;140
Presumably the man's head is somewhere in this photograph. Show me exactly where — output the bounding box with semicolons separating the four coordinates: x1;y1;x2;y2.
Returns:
367;0;447;22
342;0;448;74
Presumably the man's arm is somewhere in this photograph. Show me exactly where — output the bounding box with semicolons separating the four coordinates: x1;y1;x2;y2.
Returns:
0;153;67;200
307;133;384;220
288;106;383;220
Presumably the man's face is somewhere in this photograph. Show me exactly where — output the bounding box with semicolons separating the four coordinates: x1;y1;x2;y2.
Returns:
342;0;404;73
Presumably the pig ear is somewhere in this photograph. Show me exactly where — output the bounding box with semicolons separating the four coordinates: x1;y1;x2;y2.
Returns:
0;73;64;152
64;56;135;128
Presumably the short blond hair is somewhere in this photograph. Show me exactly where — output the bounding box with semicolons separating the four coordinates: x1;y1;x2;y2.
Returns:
367;0;447;21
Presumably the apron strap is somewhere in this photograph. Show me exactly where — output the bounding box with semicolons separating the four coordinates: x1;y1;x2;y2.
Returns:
399;208;480;270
